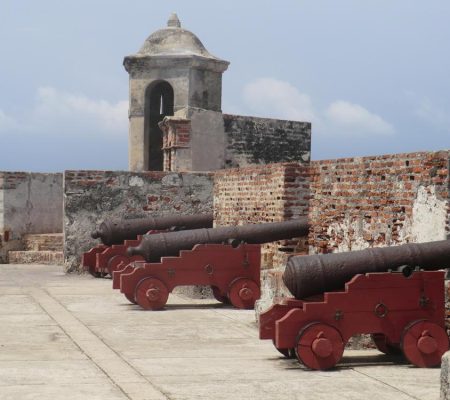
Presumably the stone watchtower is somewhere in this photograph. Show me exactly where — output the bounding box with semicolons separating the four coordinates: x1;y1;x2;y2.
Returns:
124;13;229;171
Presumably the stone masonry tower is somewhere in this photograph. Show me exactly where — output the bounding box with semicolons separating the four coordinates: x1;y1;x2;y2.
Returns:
124;13;229;171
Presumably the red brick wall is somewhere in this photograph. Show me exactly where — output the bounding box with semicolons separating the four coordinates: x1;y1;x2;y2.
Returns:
309;151;450;253
213;150;450;264
213;163;310;269
160;117;191;172
213;151;450;313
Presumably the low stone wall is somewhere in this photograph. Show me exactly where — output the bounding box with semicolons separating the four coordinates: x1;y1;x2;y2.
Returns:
64;170;213;272
0;172;63;262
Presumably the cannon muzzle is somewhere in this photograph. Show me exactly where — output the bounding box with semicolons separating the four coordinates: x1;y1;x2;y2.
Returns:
127;218;309;262
92;213;213;246
283;239;450;299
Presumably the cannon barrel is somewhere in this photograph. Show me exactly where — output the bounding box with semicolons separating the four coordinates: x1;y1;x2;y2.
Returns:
283;239;450;299
127;218;309;262
91;213;213;246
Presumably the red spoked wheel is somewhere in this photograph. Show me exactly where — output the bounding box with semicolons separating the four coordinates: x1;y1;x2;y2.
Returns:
135;277;169;310
211;286;229;304
295;322;344;370
227;278;260;309
401;320;449;367
107;255;131;275
371;333;401;355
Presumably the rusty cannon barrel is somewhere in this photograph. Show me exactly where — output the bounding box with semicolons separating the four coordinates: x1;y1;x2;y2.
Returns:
91;214;214;246
283;239;450;299
127;218;309;262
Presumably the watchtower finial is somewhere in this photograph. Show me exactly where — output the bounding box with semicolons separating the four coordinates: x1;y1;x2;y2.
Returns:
167;13;181;28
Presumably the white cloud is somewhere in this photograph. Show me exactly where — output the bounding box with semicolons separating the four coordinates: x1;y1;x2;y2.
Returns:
243;78;317;122
325;100;394;135
242;78;395;137
33;87;128;134
0;87;128;139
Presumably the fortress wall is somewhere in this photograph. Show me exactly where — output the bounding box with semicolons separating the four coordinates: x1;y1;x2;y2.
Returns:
213;162;310;311
223;114;311;169
214;162;310;269
309;150;450;254
64;170;213;272
213;150;450;314
0;172;63;262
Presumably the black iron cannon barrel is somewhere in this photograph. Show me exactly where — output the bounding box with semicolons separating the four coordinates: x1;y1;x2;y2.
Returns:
127;218;309;262
283;239;450;299
91;214;214;246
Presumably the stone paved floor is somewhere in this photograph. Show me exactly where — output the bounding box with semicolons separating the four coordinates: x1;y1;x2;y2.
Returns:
0;264;441;400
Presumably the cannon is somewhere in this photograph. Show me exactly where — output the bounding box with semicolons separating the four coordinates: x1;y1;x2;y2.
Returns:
114;219;309;310
83;213;213;277
260;240;450;370
283;239;450;299
91;213;214;246
127;218;309;262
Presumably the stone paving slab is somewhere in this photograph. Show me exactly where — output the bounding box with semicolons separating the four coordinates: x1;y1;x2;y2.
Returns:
0;264;442;400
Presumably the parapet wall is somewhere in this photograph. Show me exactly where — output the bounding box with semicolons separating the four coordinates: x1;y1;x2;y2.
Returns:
0;172;63;262
309;151;450;253
213;163;310;309
213;150;450;312
64;170;214;272
223;114;311;169
214;163;310;269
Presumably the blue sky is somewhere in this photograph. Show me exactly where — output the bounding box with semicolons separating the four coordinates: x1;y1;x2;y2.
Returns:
0;0;449;171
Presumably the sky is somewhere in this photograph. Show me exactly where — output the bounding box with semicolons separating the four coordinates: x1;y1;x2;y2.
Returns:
0;0;449;172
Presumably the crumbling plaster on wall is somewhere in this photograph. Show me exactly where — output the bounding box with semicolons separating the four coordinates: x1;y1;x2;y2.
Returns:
0;172;63;263
317;184;449;254
64;170;213;272
1;173;63;240
410;185;448;242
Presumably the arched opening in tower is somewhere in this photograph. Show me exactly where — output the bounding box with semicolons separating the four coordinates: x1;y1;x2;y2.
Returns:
145;81;174;171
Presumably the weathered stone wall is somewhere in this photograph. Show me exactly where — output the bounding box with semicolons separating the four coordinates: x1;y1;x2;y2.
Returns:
161;111;310;174
309;151;450;253
223;114;311;168
0;172;63;262
64;170;213;272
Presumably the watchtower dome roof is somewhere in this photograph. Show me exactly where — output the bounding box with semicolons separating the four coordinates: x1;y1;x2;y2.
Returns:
138;13;217;59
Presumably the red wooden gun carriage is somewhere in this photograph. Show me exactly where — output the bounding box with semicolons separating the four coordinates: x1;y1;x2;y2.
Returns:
260;241;450;370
